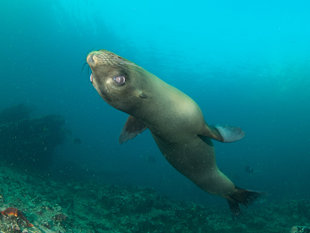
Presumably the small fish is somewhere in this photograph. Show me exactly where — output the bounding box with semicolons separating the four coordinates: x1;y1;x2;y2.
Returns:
1;207;34;227
73;137;82;145
244;165;254;175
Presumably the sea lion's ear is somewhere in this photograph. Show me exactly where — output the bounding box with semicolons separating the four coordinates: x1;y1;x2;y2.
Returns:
119;116;147;144
199;124;245;143
135;89;148;99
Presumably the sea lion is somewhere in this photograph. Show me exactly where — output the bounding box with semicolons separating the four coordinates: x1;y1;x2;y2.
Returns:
87;49;260;215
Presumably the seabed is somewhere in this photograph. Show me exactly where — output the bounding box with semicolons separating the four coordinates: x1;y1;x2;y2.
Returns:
0;164;309;233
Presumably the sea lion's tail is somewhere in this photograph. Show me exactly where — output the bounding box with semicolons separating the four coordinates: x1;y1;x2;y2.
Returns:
227;187;261;217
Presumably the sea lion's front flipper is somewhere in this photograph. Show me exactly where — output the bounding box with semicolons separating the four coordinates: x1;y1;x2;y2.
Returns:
119;116;147;144
200;124;245;142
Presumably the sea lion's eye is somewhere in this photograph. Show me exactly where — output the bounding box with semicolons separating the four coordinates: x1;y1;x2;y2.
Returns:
113;75;126;85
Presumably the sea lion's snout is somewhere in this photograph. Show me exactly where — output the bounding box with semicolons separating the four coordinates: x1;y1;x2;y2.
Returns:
87;50;131;70
87;51;102;68
87;50;124;83
87;53;95;66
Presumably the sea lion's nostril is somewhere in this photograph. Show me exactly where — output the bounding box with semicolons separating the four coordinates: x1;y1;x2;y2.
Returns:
87;53;95;65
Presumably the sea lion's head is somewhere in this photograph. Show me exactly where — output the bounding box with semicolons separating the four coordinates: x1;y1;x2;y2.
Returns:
87;50;149;114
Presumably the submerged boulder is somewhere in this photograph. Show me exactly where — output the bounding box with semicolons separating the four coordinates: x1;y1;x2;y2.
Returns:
0;104;66;170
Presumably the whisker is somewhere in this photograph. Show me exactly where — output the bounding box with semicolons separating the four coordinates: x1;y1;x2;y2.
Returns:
81;62;88;73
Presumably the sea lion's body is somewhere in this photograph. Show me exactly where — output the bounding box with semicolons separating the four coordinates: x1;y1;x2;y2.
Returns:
87;50;260;215
136;73;234;196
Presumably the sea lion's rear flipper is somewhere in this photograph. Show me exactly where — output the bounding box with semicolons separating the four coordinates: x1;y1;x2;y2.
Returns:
227;187;261;217
200;124;245;142
119;116;147;144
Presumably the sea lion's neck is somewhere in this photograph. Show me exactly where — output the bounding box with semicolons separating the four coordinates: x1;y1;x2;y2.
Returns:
131;73;170;122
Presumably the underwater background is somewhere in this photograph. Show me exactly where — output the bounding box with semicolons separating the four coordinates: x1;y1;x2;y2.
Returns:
0;0;310;232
